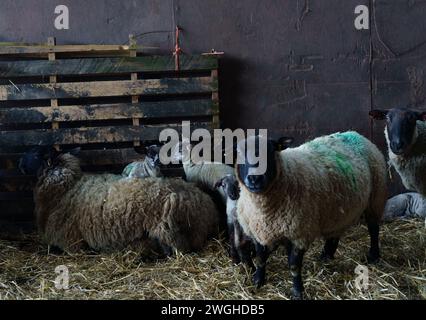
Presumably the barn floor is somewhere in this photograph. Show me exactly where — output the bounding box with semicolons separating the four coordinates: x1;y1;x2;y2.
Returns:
0;220;424;300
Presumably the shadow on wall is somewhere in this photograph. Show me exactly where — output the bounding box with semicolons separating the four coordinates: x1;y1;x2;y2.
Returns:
218;56;245;130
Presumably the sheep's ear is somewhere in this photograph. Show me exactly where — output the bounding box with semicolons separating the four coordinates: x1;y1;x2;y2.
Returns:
277;137;294;150
369;110;388;120
214;177;224;190
68;147;81;157
417;112;426;121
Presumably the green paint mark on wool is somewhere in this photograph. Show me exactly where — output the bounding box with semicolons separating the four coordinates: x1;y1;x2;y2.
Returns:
307;133;360;191
330;131;366;156
122;162;136;177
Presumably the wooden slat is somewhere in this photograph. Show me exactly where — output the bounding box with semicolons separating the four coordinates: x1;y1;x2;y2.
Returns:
0;43;132;55
0;123;212;148
0;55;218;78
0;100;215;123
0;77;216;101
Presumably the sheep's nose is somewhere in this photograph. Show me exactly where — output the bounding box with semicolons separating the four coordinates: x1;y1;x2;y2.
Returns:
247;175;262;186
391;140;404;153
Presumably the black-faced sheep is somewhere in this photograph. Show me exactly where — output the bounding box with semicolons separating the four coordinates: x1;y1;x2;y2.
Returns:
19;147;220;257
214;137;295;265
122;145;162;179
235;133;387;299
370;108;426;195
214;174;254;267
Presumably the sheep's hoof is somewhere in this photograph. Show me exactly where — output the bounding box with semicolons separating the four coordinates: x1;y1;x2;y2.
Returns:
319;252;334;262
291;289;304;300
367;250;380;264
253;270;266;288
231;253;241;265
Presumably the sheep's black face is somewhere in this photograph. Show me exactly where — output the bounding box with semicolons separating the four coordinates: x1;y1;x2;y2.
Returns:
216;175;240;200
146;145;161;167
19;147;49;176
237;136;277;194
370;108;426;155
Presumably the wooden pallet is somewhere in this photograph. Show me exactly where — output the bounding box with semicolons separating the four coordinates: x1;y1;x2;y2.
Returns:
0;37;220;226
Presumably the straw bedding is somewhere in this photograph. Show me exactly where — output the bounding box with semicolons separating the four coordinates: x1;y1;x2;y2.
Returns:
0;220;424;300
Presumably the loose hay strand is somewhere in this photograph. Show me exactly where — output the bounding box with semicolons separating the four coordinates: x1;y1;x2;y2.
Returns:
0;219;424;300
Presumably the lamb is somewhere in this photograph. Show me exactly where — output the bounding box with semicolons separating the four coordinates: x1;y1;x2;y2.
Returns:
19;147;220;257
122;145;162;179
384;192;426;221
214;174;254;267
235;132;387;299
370;107;426;195
174;141;234;205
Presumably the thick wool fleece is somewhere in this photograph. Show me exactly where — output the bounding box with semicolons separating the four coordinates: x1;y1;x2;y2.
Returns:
236;131;387;249
35;154;220;253
184;162;234;204
386;121;426;195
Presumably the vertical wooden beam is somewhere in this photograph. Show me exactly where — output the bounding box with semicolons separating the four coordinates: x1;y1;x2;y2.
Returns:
48;37;60;151
211;69;220;129
129;34;141;147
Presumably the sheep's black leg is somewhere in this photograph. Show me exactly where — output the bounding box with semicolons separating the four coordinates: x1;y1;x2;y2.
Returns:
228;223;240;264
233;222;255;270
367;222;380;263
320;238;340;261
286;241;293;266
289;245;306;300
239;239;256;271
253;242;269;288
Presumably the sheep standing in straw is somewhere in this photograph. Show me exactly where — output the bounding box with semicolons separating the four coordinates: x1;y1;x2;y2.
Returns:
235;133;387;299
19;147;220;257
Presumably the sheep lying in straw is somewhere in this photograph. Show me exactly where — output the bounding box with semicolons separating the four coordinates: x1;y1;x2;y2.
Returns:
19;147;220;257
384;192;426;221
122;145;162;179
235;133;387;299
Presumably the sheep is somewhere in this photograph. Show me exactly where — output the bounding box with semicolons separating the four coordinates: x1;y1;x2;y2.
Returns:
370;108;426;196
214;138;295;265
19;147;220;257
122;145;162;179
174;137;294;206
235;133;387;299
214;174;254;267
173;140;234;205
384;192;426;221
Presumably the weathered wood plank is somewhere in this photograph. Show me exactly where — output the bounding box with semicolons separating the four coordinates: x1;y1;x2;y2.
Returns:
0;55;218;78
0;123;212;148
0;100;215;123
0;44;132;55
0;77;217;100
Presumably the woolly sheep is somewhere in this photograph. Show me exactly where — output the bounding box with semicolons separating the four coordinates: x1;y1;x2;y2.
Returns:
370;108;426;195
235;132;387;299
19;147;220;257
122;145;162;179
384;192;426;221
214;174;254;267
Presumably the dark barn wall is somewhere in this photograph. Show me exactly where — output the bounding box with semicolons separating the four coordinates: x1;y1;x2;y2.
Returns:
1;0;426;194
